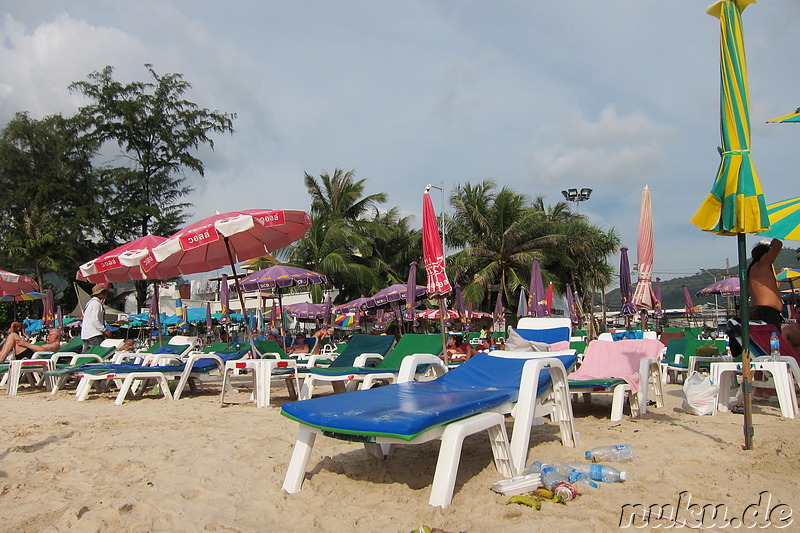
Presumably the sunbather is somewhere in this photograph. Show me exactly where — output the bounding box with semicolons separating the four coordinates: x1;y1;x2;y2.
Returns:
446;333;475;362
0;328;62;362
286;334;310;354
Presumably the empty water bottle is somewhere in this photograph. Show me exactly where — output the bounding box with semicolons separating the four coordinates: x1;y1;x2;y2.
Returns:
770;332;781;362
585;444;635;462
566;462;627;483
532;461;578;501
551;460;598;489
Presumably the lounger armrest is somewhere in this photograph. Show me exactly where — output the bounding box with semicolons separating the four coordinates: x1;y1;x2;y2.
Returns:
352;352;383;367
397;354;448;383
687;355;732;374
296;354;330;367
183;352;224;372
68;354;103;364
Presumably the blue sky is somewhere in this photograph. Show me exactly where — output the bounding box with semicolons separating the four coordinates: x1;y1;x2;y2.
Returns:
1;1;798;283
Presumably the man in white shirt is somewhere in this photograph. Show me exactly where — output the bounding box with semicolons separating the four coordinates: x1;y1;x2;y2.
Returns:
81;284;112;352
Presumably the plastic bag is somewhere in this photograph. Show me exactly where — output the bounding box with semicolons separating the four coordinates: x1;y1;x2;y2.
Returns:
682;372;719;416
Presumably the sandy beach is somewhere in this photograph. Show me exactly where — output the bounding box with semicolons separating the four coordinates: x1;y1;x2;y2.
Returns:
1;378;798;532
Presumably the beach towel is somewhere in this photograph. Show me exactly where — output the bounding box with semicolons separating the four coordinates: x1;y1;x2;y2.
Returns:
568;339;663;393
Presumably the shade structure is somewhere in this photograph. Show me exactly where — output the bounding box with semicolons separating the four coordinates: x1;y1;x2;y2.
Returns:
527;258;549;317
696;276;741;297
631;186;659;312
758;196;800;241
284;302;326;320
77;234;171;283
776;268;800;282
205;302;213;337
421;190;452;297
365;283;426;308
619;246;636;316
767;107;800;124
239;265;326;292
56;305;64;330
690;0;770;450
0;270;39;296
322;296;332;328
333;297;372;313
0;291;44;302
683;284;698;316
42;288;55;329
565;283;578;324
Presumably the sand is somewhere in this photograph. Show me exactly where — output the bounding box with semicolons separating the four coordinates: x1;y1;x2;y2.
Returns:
1;377;798;532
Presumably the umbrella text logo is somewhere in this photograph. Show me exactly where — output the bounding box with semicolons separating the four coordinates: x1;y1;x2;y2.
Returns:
619;491;792;529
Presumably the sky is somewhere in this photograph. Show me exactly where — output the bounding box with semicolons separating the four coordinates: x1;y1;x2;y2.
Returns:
1;0;798;284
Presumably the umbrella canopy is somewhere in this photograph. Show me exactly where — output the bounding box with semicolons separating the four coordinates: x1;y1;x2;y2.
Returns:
42;288;55;329
565;283;578;324
365;283;426;308
0;270;39;295
416;308;458;320
619;246;637;316
776;268;800;282
631;186;659;312
76;234;170;283
690;0;770;450
683;284;698;316
284;302;326;319
0;291;45;302
421;189;452;297
758;196;800;241
696;276;741;297
239;265;326;292
767;107;800;124
527;258;549;317
333;297;372;313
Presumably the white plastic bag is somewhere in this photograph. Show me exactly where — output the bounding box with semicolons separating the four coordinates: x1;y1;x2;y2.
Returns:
682;372;719;416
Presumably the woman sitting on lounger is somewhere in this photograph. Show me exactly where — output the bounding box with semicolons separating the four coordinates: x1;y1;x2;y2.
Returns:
0;328;62;362
446;333;476;362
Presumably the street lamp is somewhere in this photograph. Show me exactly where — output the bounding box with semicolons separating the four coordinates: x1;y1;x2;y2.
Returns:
700;268;719;328
561;187;593;212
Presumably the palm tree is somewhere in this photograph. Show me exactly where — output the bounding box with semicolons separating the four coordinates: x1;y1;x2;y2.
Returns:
304;168;387;223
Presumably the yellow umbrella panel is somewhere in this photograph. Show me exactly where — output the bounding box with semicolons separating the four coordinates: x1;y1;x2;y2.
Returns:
767;107;800;124
759;196;800;241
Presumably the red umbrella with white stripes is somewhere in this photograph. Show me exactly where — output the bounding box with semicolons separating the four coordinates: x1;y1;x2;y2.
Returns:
631;186;659;326
0;270;39;295
77;234;172;283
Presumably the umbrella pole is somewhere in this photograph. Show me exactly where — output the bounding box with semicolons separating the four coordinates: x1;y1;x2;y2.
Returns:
153;281;163;346
737;234;754;450
439;297;449;365
223;236;252;347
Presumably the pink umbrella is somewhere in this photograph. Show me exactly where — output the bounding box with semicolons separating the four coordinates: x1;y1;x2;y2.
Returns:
527;258;549;317
42;288;55;329
682;284;698;316
565;283;578;324
152;209;312;315
423;186;452;358
631;186;659;315
546;282;554;314
77;234;171;283
0;270;39;295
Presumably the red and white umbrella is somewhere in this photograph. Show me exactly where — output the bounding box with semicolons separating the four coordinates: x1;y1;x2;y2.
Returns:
631;186;659;312
422;189;451;297
0;270;39;295
77;234;171;283
416;308;458;320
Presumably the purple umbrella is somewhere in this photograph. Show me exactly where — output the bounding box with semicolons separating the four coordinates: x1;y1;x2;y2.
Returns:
334;297;372;313
322;296;333;329
493;287;505;332
285;302;326;320
565;283;578;324
149;284;162;343
373;308;387;331
42;288;55;329
206;302;213;337
619;246;637;317
365;283;426;308
219;273;232;325
527;257;549;317
696;276;740;297
403;262;418;329
56;305;64;331
654;277;664;318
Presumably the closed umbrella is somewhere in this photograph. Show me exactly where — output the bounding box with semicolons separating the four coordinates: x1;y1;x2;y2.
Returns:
219;274;232;325
527;258;549;317
619;246;637;319
149;284;162;343
690;0;770;450
517;287;528;318
56;305;64;331
422;186;452;358
683;284;698;319
42;288;55;330
493;287;505;333
631;186;660;327
205;302;213;338
565;283;578;325
322;296;333;329
403;262;419;331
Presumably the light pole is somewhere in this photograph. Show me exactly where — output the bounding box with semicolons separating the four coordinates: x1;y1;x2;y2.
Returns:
700;268;719;329
561;187;593;213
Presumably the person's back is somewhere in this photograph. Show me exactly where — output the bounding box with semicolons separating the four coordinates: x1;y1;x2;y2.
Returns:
748;239;783;329
783;305;800;354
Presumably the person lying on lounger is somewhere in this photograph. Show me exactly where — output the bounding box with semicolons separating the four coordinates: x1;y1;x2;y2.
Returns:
0;328;62;362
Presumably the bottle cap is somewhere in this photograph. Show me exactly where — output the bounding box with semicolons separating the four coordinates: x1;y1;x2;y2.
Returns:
619;471;627;481
584;451;592;459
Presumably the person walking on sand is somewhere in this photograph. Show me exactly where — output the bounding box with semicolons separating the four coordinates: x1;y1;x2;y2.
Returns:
0;328;62;362
748;238;784;330
81;284;112;352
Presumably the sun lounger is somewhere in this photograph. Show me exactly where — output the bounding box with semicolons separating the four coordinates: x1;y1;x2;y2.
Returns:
568;338;664;421
282;350;578;507
660;338;729;384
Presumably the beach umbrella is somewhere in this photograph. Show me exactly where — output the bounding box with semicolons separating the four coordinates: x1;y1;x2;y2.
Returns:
322;296;333;329
152;209;312;321
696;276;741;297
565;283;579;325
333;297;372;313
689;0;771;450
527;258;549;317
776;268;800;282
403;262;419;331
683;285;699;317
56;305;64;330
148;284;162;342
619;246;637;318
493;287;505;333
42;288;55;329
0;270;39;295
76;234;172;283
373;308;387;331
416;308;459;320
284;302;326;319
653;278;664;319
0;291;45;302
546;282;553;314
454;283;468;332
219;273;232;325
631;186;660;322
422;186;452;357
517;287;528;318
365;283;426;309
767;107;800;124
758;196;800;241
205;302;213;337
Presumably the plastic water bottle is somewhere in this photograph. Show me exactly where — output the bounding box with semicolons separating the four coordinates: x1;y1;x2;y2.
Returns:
552;460;599;489
585;444;635;462
566;462;627;483
770;332;781;362
532;461;578;501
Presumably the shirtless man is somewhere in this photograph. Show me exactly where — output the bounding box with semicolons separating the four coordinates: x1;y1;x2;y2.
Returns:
748;238;783;329
782;304;800;354
0;328;63;362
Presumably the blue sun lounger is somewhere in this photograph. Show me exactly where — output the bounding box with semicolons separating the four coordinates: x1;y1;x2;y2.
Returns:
282;350;579;507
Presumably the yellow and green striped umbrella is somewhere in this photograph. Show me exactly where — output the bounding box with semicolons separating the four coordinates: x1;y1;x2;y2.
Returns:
767;107;800;124
759;196;800;241
691;0;769;236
